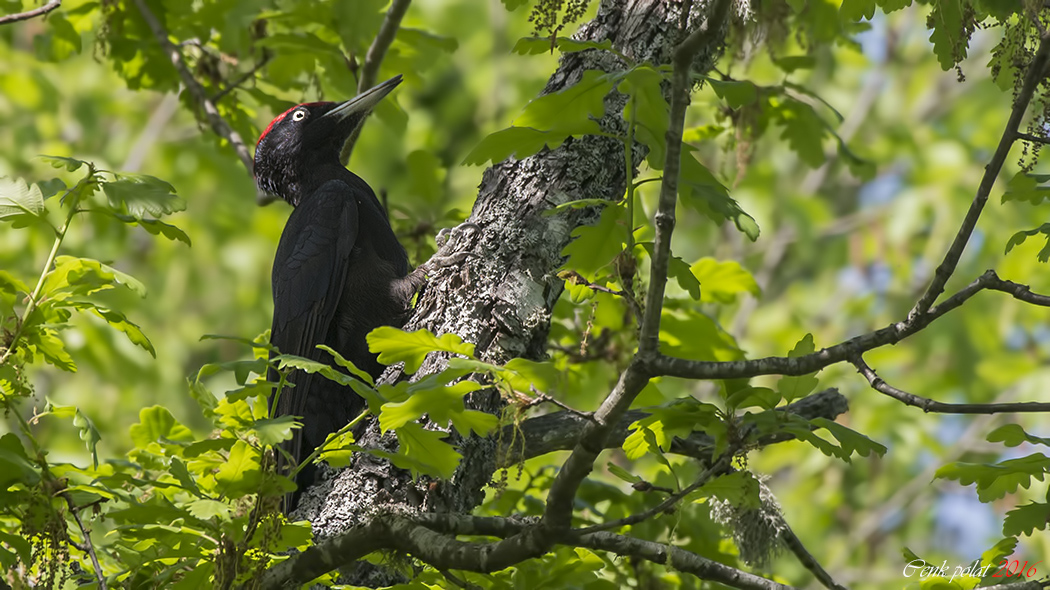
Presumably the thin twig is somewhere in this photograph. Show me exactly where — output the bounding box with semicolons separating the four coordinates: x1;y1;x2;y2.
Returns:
0;0;60;25
908;31;1050;319
339;0;412;165
1016;131;1050;145
62;492;108;590
213;52;273;103
541;0;735;532
852;355;1050;413
131;0;254;177
780;525;847;590
577;455;730;534
559;269;643;321
648;269;1050;381
525;385;595;421
638;0;698;354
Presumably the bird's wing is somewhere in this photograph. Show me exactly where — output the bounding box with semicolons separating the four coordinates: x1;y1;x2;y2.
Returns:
268;180;358;485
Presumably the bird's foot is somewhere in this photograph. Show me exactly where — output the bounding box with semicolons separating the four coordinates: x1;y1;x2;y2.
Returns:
422;222;481;274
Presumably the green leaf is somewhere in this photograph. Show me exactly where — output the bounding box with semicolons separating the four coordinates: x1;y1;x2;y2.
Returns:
0;176;47;227
449;410;499;438
39;154;86;172
706;79;758;109
316;429;358;468
840;0;876;21
256;32;343;56
0;530;32;570
43;12;82;60
253;416;299;446
636;243;699;300
398;27;459;54
186;499;232;521
543;197;611;216
43;255;146;299
607;462;643;484
1005;224;1050;262
811;418;887;458
772;55;816;73
877;0;912;12
562;203;627;278
776;334;820;402
61;300;155;357
623;400;721;460
200;332;275;352
316;344;375;384
0;433;40;489
378;380;481;432
929;0;967;71
773;99;827;167
1002;502;1050;537
276;350;358;385
696;471;761;509
724;386;782;411
513;37;615;55
660;311;743;362
214;440;262;497
515;69;613;134
1002;171;1050;205
26;328;77;372
622;66;670;167
111;213;192;245
129;406;195;448
676;147;758;241
690;258;761;304
198;357;269;386
462;126;568;166
987;424;1050;448
836;138;877;180
380;422;461;479
935;453;1050;502
73;407;103;469
103;173;185;219
367;327;475;374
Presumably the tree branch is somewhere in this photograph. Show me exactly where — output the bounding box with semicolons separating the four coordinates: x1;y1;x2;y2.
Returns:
212;51;272;103
499;387;848;466
908;31;1050;318
263;511;797;590
542;0;734;533
131;0;254;177
577;454;731;533
1016;130;1050;145
780;525;846;590
570;530;797;590
61;492;107;590
339;0;412;165
646;270;1050;382
0;0;60;25
852;355;1050;413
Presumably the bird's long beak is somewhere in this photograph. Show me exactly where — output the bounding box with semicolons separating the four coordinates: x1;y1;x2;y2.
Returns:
323;75;403;121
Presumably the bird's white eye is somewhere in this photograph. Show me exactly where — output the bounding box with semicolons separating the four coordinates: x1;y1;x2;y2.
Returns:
292;109;307;121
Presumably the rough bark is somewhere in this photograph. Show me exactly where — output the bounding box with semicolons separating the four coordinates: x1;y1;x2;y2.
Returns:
292;0;739;580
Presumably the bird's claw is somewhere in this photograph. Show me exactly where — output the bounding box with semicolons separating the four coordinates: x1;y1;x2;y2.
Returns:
421;223;481;276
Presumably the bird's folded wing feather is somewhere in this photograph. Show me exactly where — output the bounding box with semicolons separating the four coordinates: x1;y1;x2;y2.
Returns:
268;180;359;461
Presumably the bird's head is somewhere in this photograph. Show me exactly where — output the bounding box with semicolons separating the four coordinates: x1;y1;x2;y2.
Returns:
254;75;403;206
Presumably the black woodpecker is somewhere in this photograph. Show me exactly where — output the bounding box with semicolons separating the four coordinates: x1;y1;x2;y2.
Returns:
254;75;420;511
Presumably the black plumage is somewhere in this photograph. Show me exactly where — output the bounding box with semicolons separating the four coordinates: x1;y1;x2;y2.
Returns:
254;76;417;511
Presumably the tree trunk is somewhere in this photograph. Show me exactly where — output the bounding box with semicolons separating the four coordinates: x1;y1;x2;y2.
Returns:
295;0;734;578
